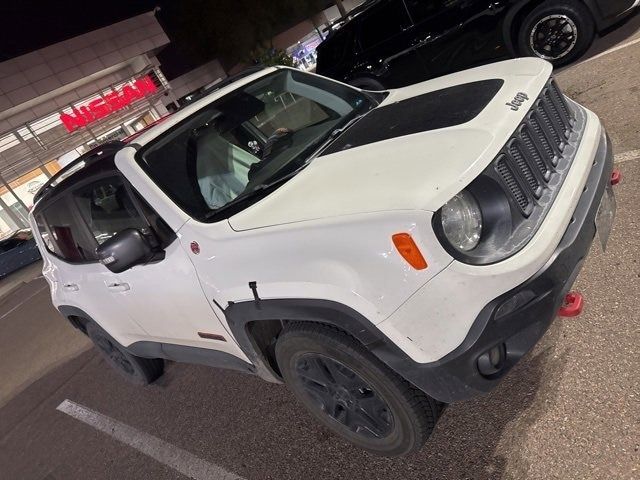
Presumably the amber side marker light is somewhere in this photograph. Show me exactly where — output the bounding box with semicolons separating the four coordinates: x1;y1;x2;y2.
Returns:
392;233;428;270
198;332;227;341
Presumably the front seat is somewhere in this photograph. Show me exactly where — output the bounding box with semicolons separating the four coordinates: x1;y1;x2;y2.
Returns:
188;129;260;210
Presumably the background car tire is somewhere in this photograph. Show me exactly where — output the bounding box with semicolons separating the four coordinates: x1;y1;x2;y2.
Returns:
348;77;386;91
517;0;595;67
275;322;442;456
86;322;164;385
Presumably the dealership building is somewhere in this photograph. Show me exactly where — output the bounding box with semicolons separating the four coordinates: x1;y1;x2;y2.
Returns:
0;12;183;235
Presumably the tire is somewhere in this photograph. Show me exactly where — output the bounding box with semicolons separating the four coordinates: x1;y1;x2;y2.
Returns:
275;322;442;457
348;77;386;91
517;0;595;67
86;322;164;386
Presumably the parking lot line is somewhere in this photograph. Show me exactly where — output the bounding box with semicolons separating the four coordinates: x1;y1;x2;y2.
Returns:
56;399;246;480
0;285;47;321
614;149;640;164
580;36;640;65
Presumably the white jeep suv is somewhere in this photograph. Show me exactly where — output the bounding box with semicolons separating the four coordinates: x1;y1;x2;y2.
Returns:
31;59;617;456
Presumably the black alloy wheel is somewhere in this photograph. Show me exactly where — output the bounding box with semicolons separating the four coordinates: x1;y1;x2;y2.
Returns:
276;322;443;456
86;322;164;385
93;335;137;376
295;353;394;439
529;14;579;61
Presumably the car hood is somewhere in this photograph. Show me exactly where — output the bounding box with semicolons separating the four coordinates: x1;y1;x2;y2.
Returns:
229;58;553;231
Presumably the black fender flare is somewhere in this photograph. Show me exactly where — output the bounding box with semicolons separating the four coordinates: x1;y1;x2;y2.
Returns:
224;299;384;383
57;305;94;334
223;298;457;399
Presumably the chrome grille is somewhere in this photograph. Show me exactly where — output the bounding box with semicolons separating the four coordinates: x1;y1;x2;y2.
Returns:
493;79;576;216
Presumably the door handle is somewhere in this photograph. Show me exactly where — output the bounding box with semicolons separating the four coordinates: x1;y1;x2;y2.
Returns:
107;282;131;292
63;283;79;292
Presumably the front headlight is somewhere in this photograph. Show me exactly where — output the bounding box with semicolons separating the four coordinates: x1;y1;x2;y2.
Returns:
441;190;483;252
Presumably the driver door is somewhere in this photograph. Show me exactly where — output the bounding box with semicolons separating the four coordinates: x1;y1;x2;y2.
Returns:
70;173;247;359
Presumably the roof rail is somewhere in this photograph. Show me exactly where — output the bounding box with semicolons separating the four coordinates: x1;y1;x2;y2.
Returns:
33;141;126;204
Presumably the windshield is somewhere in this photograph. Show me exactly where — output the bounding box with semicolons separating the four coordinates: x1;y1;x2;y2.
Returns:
138;69;375;221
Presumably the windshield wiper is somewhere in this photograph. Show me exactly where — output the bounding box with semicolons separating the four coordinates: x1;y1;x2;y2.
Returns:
330;113;367;139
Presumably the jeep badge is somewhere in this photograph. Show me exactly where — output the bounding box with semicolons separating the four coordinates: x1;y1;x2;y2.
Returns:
506;92;530;111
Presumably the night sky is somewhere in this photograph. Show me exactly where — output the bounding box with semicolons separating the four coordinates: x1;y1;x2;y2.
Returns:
0;0;156;61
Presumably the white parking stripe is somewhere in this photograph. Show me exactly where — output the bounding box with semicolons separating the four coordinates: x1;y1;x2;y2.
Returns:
615;149;640;163
57;399;246;480
579;36;640;65
0;285;47;321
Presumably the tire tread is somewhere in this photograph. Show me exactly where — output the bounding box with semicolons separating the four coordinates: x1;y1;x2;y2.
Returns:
279;321;443;454
86;321;164;385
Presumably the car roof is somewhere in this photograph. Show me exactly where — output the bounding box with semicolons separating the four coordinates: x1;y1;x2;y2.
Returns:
320;0;380;40
32;142;124;207
128;66;279;148
179;66;268;107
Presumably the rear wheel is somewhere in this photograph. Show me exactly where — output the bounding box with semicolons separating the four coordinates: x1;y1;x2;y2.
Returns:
275;322;442;456
517;0;595;67
86;322;164;385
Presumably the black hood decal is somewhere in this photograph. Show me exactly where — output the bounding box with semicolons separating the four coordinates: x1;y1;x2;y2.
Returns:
322;79;504;155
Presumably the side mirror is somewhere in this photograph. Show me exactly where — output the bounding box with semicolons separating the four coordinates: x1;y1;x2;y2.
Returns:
96;229;160;273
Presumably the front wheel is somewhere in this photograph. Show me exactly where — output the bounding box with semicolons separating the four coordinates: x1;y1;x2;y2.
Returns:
517;0;595;67
275;322;442;456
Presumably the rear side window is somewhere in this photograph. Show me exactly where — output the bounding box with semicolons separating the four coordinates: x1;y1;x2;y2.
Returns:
34;215;55;253
36;198;96;263
358;0;412;50
404;0;441;23
72;177;148;245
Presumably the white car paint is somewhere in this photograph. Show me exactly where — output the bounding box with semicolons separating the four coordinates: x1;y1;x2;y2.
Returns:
32;58;604;373
380;111;605;362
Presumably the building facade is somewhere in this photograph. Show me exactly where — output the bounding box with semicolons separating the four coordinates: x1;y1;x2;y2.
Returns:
0;12;175;235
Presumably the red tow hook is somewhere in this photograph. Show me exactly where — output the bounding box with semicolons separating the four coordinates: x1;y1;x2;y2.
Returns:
611;169;622;186
558;292;584;318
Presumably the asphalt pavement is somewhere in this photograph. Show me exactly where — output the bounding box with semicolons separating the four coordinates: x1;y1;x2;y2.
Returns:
1;15;639;480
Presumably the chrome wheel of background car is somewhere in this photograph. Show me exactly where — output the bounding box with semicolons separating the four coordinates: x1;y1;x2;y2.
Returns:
529;14;578;60
295;353;394;439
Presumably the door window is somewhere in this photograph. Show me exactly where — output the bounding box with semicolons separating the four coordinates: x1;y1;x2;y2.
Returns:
404;0;448;23
358;0;413;50
73;177;148;245
37;198;96;263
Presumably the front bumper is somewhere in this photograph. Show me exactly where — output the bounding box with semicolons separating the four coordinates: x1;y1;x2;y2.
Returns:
376;132;614;403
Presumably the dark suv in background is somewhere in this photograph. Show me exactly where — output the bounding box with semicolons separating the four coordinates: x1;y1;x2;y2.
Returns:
316;0;639;89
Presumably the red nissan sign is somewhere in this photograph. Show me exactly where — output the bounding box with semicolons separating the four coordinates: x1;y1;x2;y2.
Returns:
60;75;158;133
